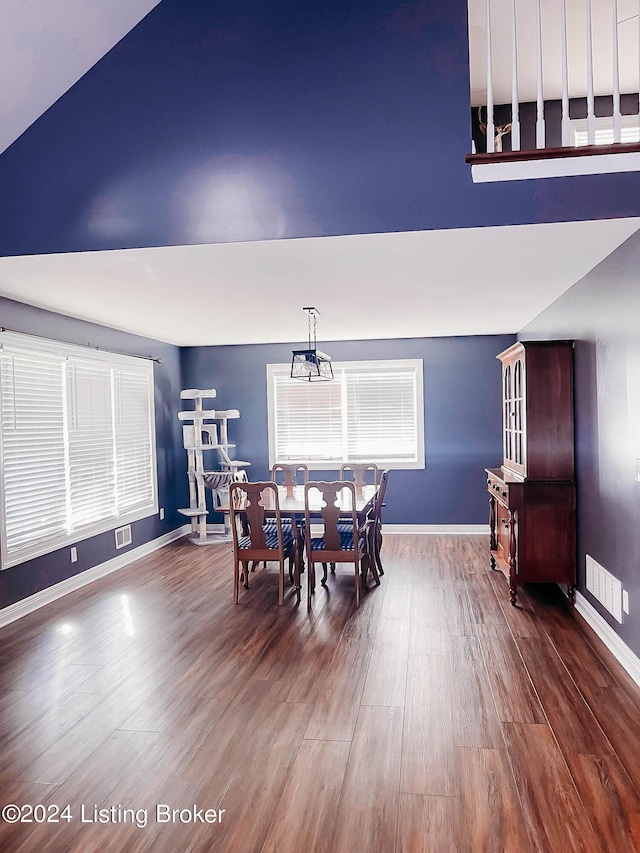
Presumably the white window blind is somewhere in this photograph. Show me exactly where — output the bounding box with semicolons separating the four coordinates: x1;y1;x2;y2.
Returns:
267;359;424;469
114;367;156;512
1;349;68;554
0;333;158;569
67;359;116;528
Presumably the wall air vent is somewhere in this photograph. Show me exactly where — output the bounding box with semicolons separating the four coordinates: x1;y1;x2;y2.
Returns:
585;555;622;623
115;524;132;550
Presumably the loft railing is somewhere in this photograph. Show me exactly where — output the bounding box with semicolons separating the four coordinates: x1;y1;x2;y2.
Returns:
466;0;640;180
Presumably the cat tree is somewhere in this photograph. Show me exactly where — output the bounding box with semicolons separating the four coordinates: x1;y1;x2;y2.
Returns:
177;388;250;543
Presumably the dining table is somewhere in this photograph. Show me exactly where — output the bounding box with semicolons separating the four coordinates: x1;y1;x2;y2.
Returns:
218;482;379;515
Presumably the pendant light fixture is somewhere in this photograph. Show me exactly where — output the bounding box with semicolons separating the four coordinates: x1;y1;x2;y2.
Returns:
290;307;334;381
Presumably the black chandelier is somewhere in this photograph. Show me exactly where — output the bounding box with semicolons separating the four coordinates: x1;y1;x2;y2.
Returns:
290;307;334;381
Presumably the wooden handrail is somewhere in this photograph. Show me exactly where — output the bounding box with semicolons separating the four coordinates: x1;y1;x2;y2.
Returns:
466;141;640;166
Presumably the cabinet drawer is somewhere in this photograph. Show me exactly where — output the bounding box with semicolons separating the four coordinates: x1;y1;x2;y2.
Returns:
486;474;509;506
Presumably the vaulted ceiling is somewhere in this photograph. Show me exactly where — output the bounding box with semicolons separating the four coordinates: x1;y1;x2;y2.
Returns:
0;0;162;155
1;0;639;346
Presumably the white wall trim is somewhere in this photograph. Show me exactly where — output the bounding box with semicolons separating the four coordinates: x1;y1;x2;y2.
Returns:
383;524;489;535
574;590;640;689
0;525;190;629
471;151;640;182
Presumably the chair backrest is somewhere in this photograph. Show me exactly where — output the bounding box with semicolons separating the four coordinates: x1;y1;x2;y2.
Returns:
304;481;357;551
229;481;282;552
271;463;309;493
357;468;387;540
373;469;389;522
339;463;379;489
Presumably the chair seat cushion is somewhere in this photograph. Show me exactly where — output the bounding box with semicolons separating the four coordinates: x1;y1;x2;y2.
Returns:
310;532;362;551
262;518;292;530
238;530;293;550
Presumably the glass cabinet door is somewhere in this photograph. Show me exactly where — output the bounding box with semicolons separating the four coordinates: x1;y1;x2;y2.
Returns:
503;364;512;464
513;357;525;467
502;352;526;476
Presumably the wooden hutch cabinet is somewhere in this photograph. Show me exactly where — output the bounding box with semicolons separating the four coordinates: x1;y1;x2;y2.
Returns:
486;341;576;605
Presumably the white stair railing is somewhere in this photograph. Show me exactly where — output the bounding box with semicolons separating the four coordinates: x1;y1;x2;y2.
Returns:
510;0;520;150
470;0;640;154
612;0;622;142
485;0;495;152
535;0;545;148
561;0;571;146
586;0;596;145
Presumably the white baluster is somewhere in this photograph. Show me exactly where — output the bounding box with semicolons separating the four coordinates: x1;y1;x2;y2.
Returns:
561;0;571;146
586;0;596;144
536;0;545;148
511;0;520;150
612;0;621;142
486;0;495;152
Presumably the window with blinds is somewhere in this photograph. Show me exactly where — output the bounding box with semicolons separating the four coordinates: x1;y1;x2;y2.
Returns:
267;359;424;469
0;332;158;569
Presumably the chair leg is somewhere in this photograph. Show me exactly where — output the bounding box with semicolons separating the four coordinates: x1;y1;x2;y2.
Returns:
307;562;315;610
278;559;284;606
233;558;240;603
321;563;329;586
363;529;380;589
375;528;384;576
368;554;380;587
354;560;360;608
293;549;301;605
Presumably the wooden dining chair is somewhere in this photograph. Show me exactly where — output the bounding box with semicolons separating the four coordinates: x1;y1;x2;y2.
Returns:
339;463;379;490
361;469;389;585
229;481;299;606
304;481;366;610
271;463;309;493
266;464;309;567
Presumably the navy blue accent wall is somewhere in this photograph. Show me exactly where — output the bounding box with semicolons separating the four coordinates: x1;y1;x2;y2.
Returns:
519;229;640;659
2;0;640;257
180;333;514;526
0;296;186;609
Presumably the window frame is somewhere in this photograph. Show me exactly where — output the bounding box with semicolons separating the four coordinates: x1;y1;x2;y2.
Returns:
266;358;425;470
0;331;158;569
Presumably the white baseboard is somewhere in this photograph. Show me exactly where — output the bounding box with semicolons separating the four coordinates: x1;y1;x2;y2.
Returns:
383;524;489;535
0;525;190;629
574;590;640;689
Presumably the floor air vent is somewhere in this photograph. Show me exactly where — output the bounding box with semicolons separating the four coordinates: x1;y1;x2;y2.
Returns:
585;554;622;623
115;524;132;549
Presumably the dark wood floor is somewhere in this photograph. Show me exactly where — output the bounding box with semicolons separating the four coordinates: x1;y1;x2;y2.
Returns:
1;534;640;852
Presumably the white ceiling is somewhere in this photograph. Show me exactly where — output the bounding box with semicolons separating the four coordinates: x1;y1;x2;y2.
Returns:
1;219;638;346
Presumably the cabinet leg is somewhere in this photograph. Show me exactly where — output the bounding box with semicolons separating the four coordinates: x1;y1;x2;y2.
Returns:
489;494;497;551
567;585;576;605
509;584;518;607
